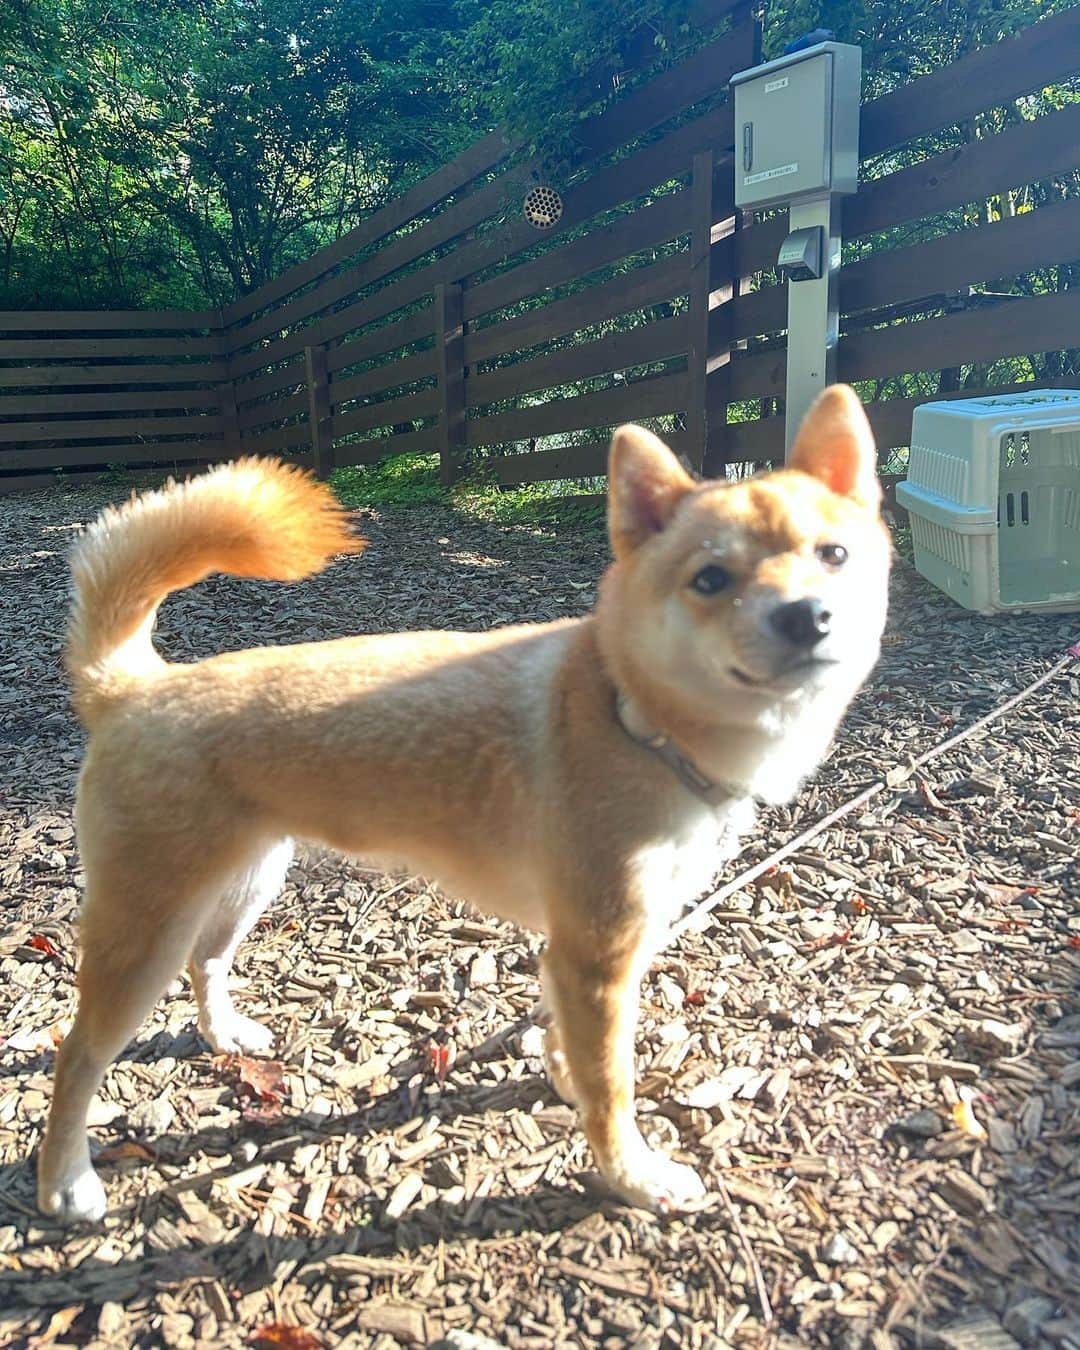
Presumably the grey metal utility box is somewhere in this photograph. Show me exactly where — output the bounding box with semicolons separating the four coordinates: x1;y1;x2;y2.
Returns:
731;43;861;209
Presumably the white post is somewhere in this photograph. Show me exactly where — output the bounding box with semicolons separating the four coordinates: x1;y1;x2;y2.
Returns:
784;194;842;456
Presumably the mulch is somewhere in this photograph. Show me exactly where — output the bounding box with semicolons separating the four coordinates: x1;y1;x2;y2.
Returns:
1;478;1078;1350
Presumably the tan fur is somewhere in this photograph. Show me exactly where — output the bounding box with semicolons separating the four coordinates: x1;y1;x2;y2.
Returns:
66;457;361;724
37;387;892;1222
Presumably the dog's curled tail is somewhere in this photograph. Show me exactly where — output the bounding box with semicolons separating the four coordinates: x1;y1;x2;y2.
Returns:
66;457;363;725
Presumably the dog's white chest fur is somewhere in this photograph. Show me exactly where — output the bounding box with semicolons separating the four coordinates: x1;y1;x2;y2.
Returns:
634;796;754;945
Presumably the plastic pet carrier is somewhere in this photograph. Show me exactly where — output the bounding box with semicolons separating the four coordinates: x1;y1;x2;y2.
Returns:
896;390;1080;614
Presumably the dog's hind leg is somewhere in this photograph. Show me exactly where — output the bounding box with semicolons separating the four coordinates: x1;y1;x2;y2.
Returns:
188;839;293;1055
37;833;252;1225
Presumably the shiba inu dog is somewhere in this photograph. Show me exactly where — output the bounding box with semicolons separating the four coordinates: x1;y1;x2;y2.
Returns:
36;384;891;1223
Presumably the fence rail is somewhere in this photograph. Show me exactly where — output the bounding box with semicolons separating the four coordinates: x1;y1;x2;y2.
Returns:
1;0;1078;494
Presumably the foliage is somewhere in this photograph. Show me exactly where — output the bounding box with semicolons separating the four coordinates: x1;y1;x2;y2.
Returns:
762;0;1070;92
0;0;481;306
332;454;606;532
3;0;1073;310
445;0;698;173
2;0;1077;489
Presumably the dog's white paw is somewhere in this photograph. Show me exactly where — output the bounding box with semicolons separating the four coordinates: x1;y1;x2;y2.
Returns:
603;1145;706;1213
199;1010;274;1056
38;1163;107;1225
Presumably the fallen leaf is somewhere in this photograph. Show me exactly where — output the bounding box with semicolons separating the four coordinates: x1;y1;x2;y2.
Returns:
216;1055;285;1103
977;881;1038;906
96;1139;157;1164
215;1055;288;1122
241;1100;285;1125
952;1087;988;1141
918;779;953;814
28;934;60;959
427;1041;452;1082
4;1023;62;1054
804;927;852;952
28;1305;82;1347
249;1324;322;1349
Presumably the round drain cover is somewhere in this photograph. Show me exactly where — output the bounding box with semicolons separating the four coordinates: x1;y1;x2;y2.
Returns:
523;185;564;230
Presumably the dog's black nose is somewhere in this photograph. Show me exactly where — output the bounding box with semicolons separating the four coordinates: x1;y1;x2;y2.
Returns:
770;597;831;648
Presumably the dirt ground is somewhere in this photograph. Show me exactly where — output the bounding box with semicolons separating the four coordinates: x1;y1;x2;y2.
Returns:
1;478;1078;1350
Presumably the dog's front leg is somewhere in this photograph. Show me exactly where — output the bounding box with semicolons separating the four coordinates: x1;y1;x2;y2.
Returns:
542;935;705;1213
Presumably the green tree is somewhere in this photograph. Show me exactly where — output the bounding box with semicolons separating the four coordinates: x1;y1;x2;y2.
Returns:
0;0;480;305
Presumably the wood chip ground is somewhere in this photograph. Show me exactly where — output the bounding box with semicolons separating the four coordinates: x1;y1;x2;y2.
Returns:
1;481;1078;1349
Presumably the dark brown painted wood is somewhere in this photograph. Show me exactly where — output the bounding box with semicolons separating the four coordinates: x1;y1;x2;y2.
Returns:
0;310;218;331
333;425;440;466
435;283;466;486
463;191;690;325
238;389;308;432
860;6;1080;158
217;381;240;459
304;345;333;479
331;387;440;440
841;288;1080;385
0;363;229;388
0;336;224;359
331;349;438;411
732;195;1080;341
0;414;223;445
467;315;688;407
1;437;226;471
492;429;691;485
684;151;714;472
703;214;741;471
465;255;688;367
466;372;686;448
0;388;220;415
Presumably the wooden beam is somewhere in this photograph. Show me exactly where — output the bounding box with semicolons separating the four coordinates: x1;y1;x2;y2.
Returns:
860;6;1080;158
304;344;333;479
684;150;714;472
434;283;466;486
466;372;687;448
467;315;688;407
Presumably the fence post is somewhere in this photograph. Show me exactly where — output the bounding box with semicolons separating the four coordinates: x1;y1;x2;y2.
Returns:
435;282;466;486
304;343;333;480
684;149;716;475
216;378;241;462
703;209;742;476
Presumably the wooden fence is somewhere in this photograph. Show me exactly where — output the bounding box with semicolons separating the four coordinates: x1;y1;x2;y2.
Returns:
1;2;1078;494
0;311;228;491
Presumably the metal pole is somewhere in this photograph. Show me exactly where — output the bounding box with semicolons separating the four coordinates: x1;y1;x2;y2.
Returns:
784;194;842;456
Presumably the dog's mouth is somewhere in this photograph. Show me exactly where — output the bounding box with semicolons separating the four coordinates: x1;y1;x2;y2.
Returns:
729;656;840;690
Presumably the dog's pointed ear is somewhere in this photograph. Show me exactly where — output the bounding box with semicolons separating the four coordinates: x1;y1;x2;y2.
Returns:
788;385;880;509
608;424;695;558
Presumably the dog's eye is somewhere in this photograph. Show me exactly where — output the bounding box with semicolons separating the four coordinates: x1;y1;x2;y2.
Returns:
690;564;732;595
816;543;848;567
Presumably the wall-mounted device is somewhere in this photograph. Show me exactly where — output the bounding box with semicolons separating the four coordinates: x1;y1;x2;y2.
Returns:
776;225;824;283
731;43;861;211
731;41;862;453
